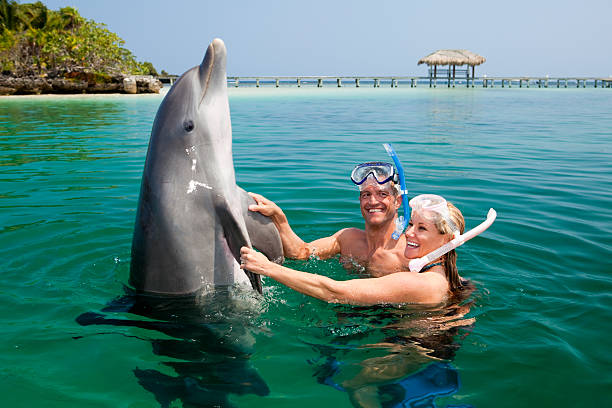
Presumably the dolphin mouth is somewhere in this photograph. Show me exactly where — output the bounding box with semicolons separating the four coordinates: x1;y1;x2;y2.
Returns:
199;44;214;106
199;38;225;107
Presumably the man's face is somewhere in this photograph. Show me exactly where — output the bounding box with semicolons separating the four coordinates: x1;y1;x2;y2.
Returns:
358;183;402;227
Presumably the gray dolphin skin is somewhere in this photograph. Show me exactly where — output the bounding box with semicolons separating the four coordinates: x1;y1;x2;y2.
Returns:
130;38;283;295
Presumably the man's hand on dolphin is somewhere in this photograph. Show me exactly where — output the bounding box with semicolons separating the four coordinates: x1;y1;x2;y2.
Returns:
248;192;283;220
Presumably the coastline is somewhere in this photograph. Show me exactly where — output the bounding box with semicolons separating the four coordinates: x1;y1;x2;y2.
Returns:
0;83;170;100
0;74;163;96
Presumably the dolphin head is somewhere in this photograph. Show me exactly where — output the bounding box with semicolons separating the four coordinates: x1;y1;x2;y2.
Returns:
130;39;260;295
149;38;234;193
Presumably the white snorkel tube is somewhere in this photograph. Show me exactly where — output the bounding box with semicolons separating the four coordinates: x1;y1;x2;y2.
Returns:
383;143;409;240
409;207;497;273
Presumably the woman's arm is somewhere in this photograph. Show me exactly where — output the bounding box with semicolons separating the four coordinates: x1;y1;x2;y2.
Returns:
248;192;341;260
239;247;448;305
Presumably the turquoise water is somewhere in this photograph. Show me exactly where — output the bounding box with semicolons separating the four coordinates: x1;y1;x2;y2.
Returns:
1;87;611;407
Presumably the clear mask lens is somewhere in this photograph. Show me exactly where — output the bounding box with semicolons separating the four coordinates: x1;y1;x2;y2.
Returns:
358;175;395;192
351;162;395;185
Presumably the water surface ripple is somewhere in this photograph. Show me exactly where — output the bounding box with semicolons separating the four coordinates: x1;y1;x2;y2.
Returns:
0;88;610;407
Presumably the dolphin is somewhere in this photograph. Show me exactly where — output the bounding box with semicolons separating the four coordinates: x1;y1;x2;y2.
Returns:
130;38;282;295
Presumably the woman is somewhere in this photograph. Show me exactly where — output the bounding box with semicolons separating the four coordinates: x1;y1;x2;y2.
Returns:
239;194;466;305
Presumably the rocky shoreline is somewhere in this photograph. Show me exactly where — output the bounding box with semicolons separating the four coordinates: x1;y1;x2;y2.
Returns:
0;73;162;95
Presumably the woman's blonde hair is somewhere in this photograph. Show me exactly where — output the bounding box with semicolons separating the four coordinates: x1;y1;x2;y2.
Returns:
434;202;465;291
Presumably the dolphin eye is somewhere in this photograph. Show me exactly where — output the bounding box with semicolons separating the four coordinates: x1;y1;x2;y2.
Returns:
183;120;195;132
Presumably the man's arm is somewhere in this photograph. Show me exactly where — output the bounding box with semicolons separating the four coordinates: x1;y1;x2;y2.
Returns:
248;192;342;260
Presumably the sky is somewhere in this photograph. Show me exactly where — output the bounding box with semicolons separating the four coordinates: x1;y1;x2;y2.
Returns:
41;0;612;78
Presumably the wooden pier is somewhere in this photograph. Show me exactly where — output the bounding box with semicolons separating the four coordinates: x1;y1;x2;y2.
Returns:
157;75;612;89
225;76;421;88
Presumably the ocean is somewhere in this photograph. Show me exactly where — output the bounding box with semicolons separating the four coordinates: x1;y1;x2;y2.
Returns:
1;86;611;407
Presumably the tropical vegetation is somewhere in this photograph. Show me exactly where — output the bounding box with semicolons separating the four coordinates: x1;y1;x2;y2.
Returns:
0;0;158;77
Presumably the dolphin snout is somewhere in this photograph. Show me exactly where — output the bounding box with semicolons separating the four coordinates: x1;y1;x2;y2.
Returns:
211;38;225;52
198;38;227;106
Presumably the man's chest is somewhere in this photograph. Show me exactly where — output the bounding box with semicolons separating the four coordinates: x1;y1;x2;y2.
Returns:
367;249;409;276
343;244;408;276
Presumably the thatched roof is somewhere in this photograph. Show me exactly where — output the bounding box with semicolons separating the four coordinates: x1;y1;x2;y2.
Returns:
418;50;486;66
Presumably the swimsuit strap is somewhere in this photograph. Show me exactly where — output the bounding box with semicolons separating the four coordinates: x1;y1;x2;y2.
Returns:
419;261;444;273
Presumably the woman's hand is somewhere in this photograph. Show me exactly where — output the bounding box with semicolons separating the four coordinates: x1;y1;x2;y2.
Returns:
240;246;272;276
248;192;282;220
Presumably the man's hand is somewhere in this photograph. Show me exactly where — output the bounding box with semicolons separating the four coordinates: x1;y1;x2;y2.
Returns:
248;192;283;221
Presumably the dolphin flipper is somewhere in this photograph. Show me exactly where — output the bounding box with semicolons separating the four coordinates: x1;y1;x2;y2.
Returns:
239;188;284;265
213;194;263;294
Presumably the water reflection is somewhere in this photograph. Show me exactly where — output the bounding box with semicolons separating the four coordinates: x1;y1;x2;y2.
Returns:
0;99;153;167
307;297;475;408
75;288;269;407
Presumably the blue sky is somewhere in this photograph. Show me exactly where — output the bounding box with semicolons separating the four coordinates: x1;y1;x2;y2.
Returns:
41;0;611;77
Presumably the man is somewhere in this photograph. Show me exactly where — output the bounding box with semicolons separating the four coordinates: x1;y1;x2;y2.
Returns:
248;161;411;276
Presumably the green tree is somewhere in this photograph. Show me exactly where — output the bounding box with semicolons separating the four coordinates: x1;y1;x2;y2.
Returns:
0;2;158;77
139;61;158;76
0;0;17;32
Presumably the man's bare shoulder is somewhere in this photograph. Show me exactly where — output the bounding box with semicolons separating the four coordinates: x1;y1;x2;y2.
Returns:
334;227;365;240
333;228;367;254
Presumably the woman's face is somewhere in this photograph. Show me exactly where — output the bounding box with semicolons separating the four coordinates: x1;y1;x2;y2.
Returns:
404;211;450;259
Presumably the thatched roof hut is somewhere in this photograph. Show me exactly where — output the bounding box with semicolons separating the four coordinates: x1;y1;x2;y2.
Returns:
418;49;486;67
418;49;486;87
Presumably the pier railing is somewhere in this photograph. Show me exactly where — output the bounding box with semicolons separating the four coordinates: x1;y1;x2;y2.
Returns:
158;75;612;89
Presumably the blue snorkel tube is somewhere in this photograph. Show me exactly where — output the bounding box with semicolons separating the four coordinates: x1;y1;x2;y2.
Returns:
383;143;409;240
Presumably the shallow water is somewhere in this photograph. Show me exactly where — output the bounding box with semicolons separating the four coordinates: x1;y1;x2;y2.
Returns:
1;87;611;407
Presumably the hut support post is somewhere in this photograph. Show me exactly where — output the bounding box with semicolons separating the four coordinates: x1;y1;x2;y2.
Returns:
472;66;475;88
434;65;437;88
